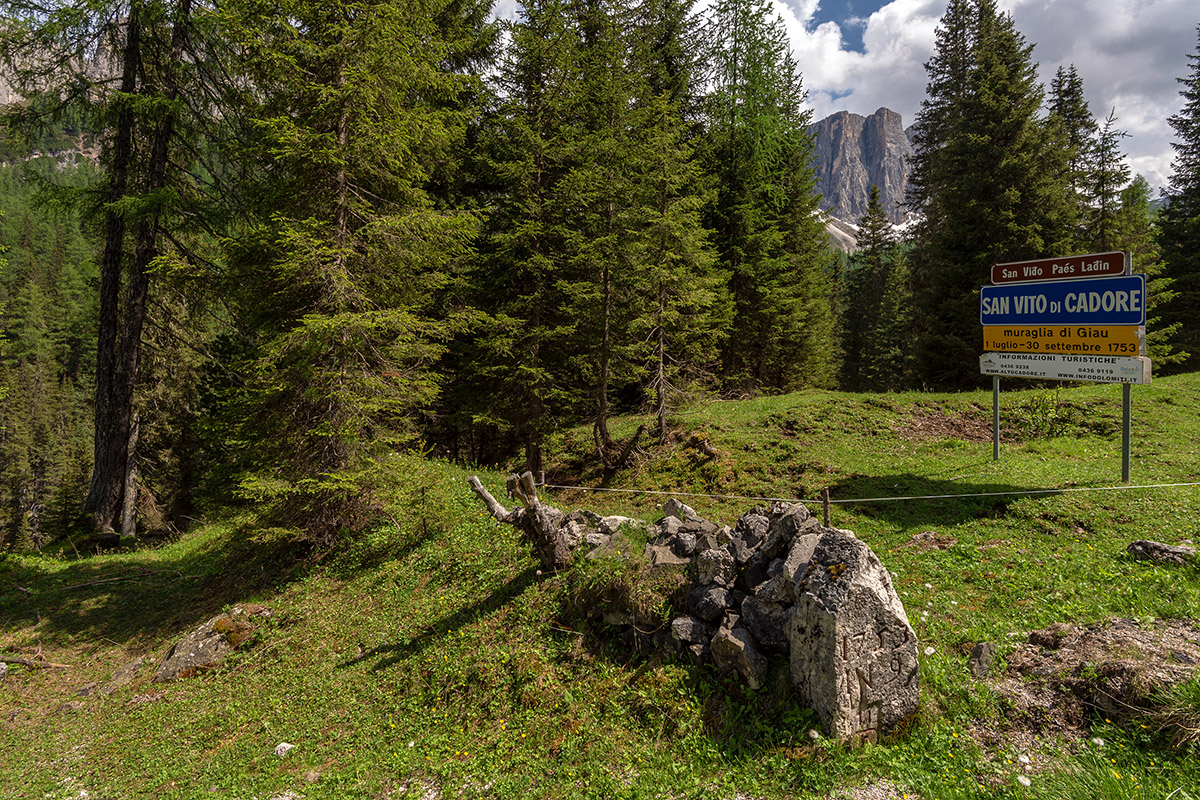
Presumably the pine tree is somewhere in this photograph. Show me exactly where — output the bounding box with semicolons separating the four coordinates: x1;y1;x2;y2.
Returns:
1159;24;1200;370
221;0;482;544
699;0;833;392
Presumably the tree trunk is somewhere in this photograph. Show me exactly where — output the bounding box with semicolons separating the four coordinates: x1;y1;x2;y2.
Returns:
85;3;142;531
85;0;193;533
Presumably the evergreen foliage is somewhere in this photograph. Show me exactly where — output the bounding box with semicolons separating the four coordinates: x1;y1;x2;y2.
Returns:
1160;24;1200;371
218;0;483;544
908;0;1071;388
841;187;909;390
1047;64;1097;248
699;0;834;393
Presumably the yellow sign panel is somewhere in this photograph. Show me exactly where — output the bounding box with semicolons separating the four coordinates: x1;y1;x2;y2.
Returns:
982;325;1144;356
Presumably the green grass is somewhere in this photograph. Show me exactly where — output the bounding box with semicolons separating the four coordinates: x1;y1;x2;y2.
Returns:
3;377;1200;798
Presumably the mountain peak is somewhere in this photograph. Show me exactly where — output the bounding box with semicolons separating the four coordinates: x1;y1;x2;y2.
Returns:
809;107;914;227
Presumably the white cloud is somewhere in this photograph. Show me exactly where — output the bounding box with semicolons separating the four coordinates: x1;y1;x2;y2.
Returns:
492;0;1196;191
770;0;1196;191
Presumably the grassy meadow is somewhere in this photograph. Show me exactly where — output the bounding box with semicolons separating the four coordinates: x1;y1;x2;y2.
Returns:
3;374;1200;799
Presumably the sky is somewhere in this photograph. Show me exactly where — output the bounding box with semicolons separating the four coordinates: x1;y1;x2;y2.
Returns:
492;0;1198;193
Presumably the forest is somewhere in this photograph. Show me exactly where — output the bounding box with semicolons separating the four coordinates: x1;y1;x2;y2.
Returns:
0;0;1198;551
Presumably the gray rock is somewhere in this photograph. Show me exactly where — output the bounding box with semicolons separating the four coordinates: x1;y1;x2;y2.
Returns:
103;656;150;695
584;532;609;548
969;642;995;678
76;682;99;697
274;742;296;757
734;511;769;550
599;515;642;536
671;532;698;557
711;615;768;689
670;615;712;647
786;528;919;744
0;662;7;681
663;498;700;522
739;551;772;593
697;548;736;587
687;584;733;623
740;596;791;654
645;544;691;570
154;614;252;682
1127;540;1196;565
809;107;913;227
656;516;682;538
558;512;594;549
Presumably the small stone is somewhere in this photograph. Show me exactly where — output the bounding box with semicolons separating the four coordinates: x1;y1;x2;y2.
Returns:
1127;540;1196;565
968;641;995;678
275;742;297;757
663;498;700;522
0;663;8;681
710;623;767;689
687;584;733;623
697;548;736;587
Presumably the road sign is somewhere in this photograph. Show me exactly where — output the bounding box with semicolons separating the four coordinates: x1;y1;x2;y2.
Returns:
981;325;1144;356
990;251;1126;285
979;352;1152;384
979;274;1146;327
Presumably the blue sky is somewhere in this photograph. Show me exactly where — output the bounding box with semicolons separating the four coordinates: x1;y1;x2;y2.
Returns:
494;0;1197;191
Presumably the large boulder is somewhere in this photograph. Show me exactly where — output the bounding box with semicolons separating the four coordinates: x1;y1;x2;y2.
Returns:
786;528;919;743
154;608;262;682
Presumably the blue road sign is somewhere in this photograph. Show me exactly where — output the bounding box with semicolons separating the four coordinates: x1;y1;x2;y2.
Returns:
980;274;1146;327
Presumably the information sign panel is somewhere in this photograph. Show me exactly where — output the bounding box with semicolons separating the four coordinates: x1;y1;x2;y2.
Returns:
981;325;1144;356
979;274;1146;327
979;352;1151;384
991;251;1126;285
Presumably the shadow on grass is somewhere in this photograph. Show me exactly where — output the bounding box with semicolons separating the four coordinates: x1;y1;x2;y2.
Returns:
827;471;1055;527
342;564;541;672
0;528;309;650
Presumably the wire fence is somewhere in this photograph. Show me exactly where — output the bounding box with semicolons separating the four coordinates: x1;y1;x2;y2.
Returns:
539;481;1200;507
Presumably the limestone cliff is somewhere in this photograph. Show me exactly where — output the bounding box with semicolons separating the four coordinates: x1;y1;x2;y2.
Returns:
809;107;914;226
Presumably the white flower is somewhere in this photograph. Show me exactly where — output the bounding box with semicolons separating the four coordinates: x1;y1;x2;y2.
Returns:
924;583;934;589
1017;754;1031;765
924;646;936;656
1091;737;1105;748
1017;774;1031;787
807;729;821;740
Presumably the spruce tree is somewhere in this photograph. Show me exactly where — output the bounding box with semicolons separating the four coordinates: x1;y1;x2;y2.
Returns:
1047;64;1097;248
908;0;1071;388
1083;109;1131;251
1159;24;1200;370
842;186;907;390
221;0;482;543
699;0;833;392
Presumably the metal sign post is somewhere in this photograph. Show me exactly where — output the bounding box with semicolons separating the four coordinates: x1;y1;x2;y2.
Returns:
981;251;1147;483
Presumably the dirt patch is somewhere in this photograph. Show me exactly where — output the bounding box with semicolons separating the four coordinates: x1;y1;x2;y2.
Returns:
987;618;1200;740
895;408;995;443
904;531;958;552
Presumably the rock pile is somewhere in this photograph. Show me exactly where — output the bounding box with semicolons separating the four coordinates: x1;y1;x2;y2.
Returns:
469;474;920;744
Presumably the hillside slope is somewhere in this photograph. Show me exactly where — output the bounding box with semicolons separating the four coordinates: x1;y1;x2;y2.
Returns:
3;376;1200;799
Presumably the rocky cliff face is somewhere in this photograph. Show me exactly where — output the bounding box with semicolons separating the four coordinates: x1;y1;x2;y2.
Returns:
809;107;913;226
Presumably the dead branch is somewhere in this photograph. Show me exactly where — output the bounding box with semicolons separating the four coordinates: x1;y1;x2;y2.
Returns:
1;656;71;669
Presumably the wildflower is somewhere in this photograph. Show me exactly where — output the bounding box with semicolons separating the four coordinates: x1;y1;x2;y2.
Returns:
1017;754;1031;765
1017;775;1031;787
1092;737;1105;748
925;583;934;589
924;646;936;656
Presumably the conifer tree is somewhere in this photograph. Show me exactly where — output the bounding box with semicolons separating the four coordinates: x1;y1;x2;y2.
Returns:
1047;64;1098;247
1083;109;1131;251
1159;24;1200;370
842;186;907;390
699;0;833;392
221;0;482;543
908;0;1071;388
1113;175;1184;366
